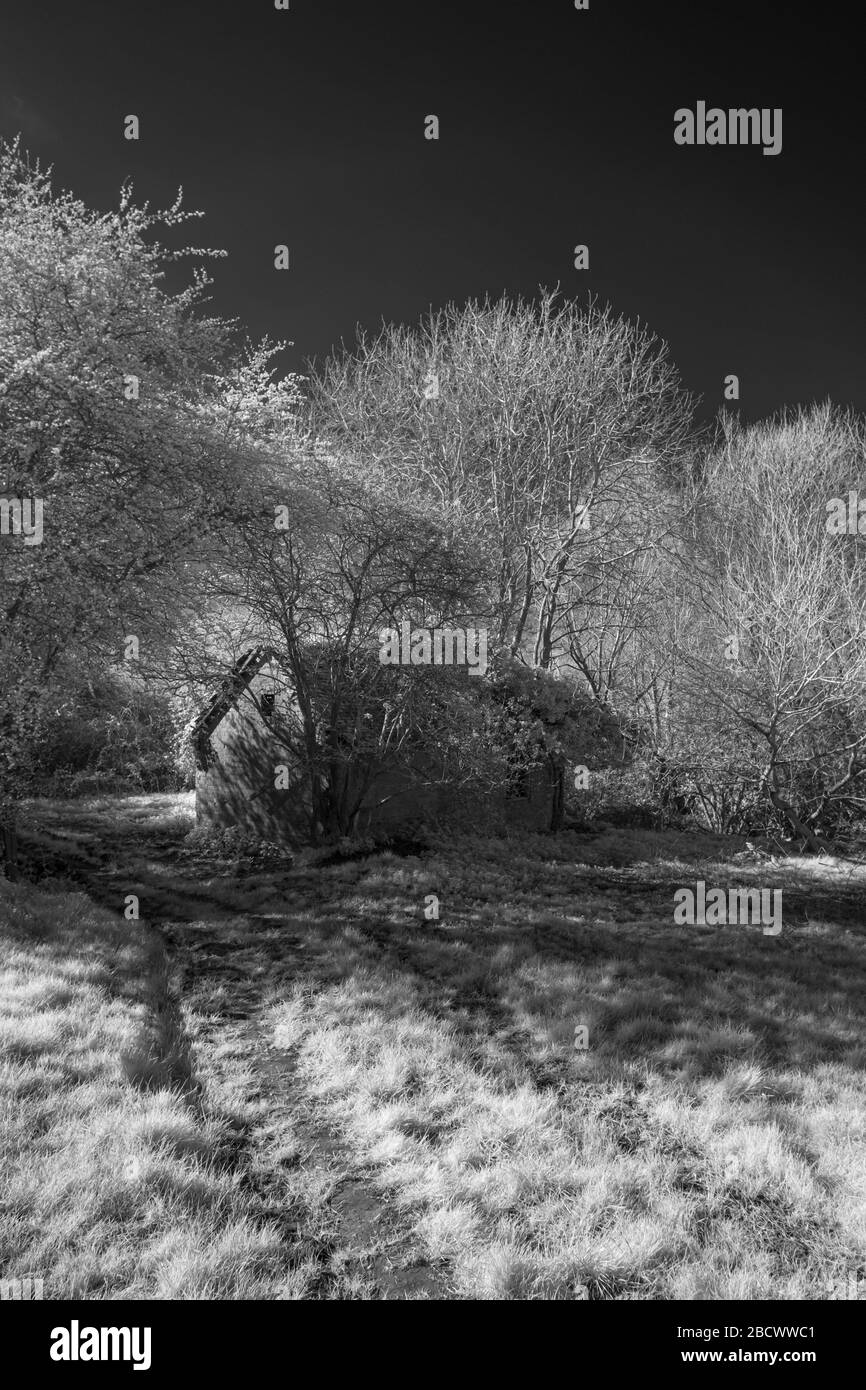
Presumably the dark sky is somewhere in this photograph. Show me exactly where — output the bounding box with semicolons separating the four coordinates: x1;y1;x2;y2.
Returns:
1;0;862;421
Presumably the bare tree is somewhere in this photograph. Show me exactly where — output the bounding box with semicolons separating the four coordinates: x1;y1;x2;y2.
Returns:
673;406;866;848
173;447;500;841
311;290;695;671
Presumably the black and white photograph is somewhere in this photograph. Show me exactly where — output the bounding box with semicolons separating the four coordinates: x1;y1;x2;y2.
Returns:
0;0;864;1349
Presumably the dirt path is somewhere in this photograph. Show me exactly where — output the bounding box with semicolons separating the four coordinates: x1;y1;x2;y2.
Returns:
16;801;448;1300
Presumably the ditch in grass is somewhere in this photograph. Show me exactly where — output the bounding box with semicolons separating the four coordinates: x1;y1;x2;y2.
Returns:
0;874;322;1299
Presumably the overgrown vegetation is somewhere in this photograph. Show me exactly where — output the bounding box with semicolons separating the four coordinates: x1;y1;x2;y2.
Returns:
1;137;865;1303
2;140;865;851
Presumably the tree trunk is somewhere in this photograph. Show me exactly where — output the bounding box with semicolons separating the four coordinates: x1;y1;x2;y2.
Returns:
549;757;565;832
1;821;18;881
768;780;828;854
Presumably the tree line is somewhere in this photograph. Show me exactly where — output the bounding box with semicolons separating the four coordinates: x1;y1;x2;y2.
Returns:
1;137;864;864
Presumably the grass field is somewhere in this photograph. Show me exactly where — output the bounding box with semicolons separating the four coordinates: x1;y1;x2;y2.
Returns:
0;868;328;1299
2;794;865;1299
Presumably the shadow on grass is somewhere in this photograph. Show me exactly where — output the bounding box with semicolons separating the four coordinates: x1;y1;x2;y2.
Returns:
17;797;866;1089
274;836;866;1086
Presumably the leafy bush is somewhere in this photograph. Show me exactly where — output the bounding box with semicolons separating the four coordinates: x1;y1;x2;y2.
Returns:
182;824;292;865
567;761;661;829
31;677;183;797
